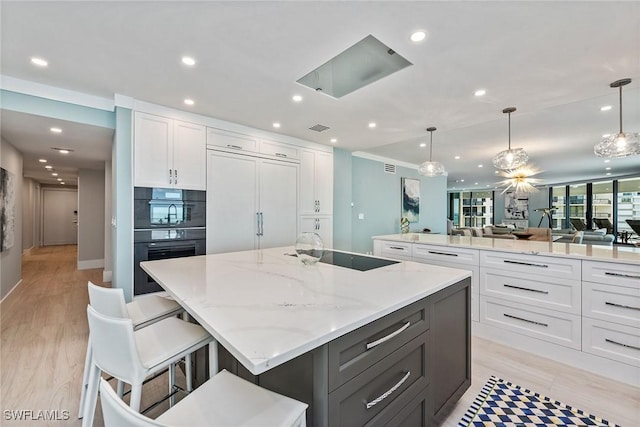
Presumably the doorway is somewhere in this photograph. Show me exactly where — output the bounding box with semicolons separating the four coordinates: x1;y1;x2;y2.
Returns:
42;187;78;246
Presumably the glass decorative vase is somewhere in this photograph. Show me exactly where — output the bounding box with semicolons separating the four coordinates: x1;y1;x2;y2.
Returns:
295;232;324;265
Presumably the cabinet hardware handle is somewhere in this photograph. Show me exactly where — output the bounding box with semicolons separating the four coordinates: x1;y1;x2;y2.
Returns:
605;301;640;311
169;169;172;184
503;260;549;268
365;371;411;409
174;169;177;184
275;153;287;158
227;144;243;150
256;213;261;236
259;212;264;236
428;250;459;257
388;246;406;251
604;272;640;280
503;313;548;327
503;284;549;294
605;338;640;352
366;321;411;350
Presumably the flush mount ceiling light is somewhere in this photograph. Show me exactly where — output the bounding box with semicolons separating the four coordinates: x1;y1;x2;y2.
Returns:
296;34;412;98
497;166;541;194
492;107;529;171
594;78;640;158
418;127;447;177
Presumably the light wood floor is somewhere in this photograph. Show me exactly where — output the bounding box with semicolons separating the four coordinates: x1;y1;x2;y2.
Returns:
1;245;638;426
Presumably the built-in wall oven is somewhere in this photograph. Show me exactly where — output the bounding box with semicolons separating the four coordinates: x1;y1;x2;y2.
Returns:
133;187;206;295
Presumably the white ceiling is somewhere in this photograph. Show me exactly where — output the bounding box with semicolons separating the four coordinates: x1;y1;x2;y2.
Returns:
1;1;639;189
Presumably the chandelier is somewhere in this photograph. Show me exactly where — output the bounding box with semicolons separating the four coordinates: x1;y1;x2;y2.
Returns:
492;107;529;171
498;166;541;194
594;78;640;158
418;127;447;176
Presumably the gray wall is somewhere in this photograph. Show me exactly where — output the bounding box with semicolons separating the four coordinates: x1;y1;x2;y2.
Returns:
1;138;23;300
78;168;105;268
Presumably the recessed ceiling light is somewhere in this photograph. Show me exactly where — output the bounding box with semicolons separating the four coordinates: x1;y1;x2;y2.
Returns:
600;105;612;111
454;156;460;160
31;57;48;67
50;127;62;133
184;98;195;106
410;31;427;43
494;170;499;174
474;182;479;185
602;133;611;138
486;185;491;187
292;95;303;102
58;149;70;154
478;164;483;168
60;182;65;185
606;172;611;176
39;159;47;163
330;138;337;143
51;172;58;176
272;122;281;128
45;165;53;169
474;89;486;97
368;122;377;128
604;159;611;163
56;178;62;181
460;179;465;182
181;56;196;66
419;143;426;148
605;167;611;170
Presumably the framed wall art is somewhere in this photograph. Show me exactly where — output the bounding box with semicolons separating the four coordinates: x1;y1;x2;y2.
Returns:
401;177;420;223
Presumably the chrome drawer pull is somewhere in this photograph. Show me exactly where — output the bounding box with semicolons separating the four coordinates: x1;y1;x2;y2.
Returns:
503;260;549;268
604;272;640;280
428;250;459;257
503;284;549;294
227;144;243;150
605;301;640;311
605;339;640;352
365;371;411;409
366;321;411;350
503;313;548;327
388;246;407;251
275;152;287;158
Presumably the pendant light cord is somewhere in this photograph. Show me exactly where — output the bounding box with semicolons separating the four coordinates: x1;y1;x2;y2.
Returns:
429;131;433;161
507;111;511;150
619;85;623;134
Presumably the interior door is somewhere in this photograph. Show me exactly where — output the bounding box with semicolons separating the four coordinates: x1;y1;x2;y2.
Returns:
42;188;78;246
206;151;259;254
259;159;298;249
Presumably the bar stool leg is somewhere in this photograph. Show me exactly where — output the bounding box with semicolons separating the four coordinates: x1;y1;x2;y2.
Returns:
129;384;143;412
185;354;193;392
169;364;176;407
209;340;218;379
82;362;101;427
78;339;92;418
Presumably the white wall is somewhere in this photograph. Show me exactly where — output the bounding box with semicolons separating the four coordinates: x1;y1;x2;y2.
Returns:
1;138;23;301
78;169;105;269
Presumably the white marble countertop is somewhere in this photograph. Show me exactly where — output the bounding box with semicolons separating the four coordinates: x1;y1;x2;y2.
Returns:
141;247;471;375
373;233;640;264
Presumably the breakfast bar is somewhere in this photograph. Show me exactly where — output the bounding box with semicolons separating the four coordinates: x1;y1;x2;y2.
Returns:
141;247;472;426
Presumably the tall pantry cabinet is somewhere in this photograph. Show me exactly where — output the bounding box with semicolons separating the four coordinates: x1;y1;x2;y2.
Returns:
299;149;334;247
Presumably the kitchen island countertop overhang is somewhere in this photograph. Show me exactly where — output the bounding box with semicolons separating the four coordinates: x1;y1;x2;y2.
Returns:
140;246;471;375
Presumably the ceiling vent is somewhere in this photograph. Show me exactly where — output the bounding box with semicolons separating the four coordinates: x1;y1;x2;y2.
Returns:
309;124;330;132
384;163;396;174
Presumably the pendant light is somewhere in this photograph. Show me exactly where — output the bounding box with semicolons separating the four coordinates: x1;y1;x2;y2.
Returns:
594;78;640;158
492;107;529;171
418;127;446;176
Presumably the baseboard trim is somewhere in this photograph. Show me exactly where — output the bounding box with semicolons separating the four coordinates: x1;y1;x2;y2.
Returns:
77;259;104;270
102;270;112;283
1;279;23;304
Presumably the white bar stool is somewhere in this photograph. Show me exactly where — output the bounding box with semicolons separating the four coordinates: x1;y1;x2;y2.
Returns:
100;371;308;426
83;305;213;427
79;282;184;418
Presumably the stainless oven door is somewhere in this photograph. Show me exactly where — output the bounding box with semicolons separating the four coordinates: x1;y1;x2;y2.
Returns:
134;240;201;295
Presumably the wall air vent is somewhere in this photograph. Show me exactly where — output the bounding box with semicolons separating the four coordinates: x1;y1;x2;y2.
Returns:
309;124;330;132
384;163;396;174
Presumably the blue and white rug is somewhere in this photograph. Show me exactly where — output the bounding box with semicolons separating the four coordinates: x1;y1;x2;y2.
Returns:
458;376;620;427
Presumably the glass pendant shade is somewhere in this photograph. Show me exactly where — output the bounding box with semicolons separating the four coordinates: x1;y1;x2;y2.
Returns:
493;107;529;171
418;127;447;177
594;78;640;158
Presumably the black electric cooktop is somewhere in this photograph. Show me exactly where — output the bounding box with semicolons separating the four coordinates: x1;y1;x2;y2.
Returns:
319;250;400;271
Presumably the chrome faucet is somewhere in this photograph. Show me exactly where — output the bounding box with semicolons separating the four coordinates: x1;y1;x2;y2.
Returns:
167;203;178;224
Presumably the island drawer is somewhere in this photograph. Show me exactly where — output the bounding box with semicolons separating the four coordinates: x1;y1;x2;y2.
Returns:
328;298;429;391
583;281;640;328
379;240;413;261
582;261;640;289
480;251;581;281
480;296;581;350
582;318;640;367
328;332;429;427
413;244;479;265
479;268;581;315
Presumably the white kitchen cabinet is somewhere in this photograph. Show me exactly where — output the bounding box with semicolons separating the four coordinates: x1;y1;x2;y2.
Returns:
299;216;333;248
299;149;333;215
206;128;300;160
134;112;206;190
206;150;298;254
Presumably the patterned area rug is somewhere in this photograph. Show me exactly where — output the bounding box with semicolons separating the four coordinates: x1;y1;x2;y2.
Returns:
458;376;620;427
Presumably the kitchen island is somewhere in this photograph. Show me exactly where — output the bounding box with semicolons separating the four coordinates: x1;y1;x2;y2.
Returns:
373;233;640;387
141;247;471;426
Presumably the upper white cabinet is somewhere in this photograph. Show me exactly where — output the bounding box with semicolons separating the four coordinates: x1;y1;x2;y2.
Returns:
134;112;206;190
299;149;333;215
207;128;300;160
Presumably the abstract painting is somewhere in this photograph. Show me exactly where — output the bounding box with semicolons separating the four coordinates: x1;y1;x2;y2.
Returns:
1;167;16;252
504;191;529;220
402;177;420;223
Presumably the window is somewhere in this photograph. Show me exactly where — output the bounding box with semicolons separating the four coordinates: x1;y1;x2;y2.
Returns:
450;191;493;228
591;181;613;232
617;177;640;240
568;184;587;230
551;186;566;229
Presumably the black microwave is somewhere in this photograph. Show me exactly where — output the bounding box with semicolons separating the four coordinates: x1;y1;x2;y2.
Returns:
134;187;206;229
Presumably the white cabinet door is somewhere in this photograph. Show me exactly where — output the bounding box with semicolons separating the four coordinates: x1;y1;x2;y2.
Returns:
206;151;259;254
134;112;172;188
299;149;333;215
259;159;298;249
173;120;206;190
207;128;259;153
299;216;333;249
